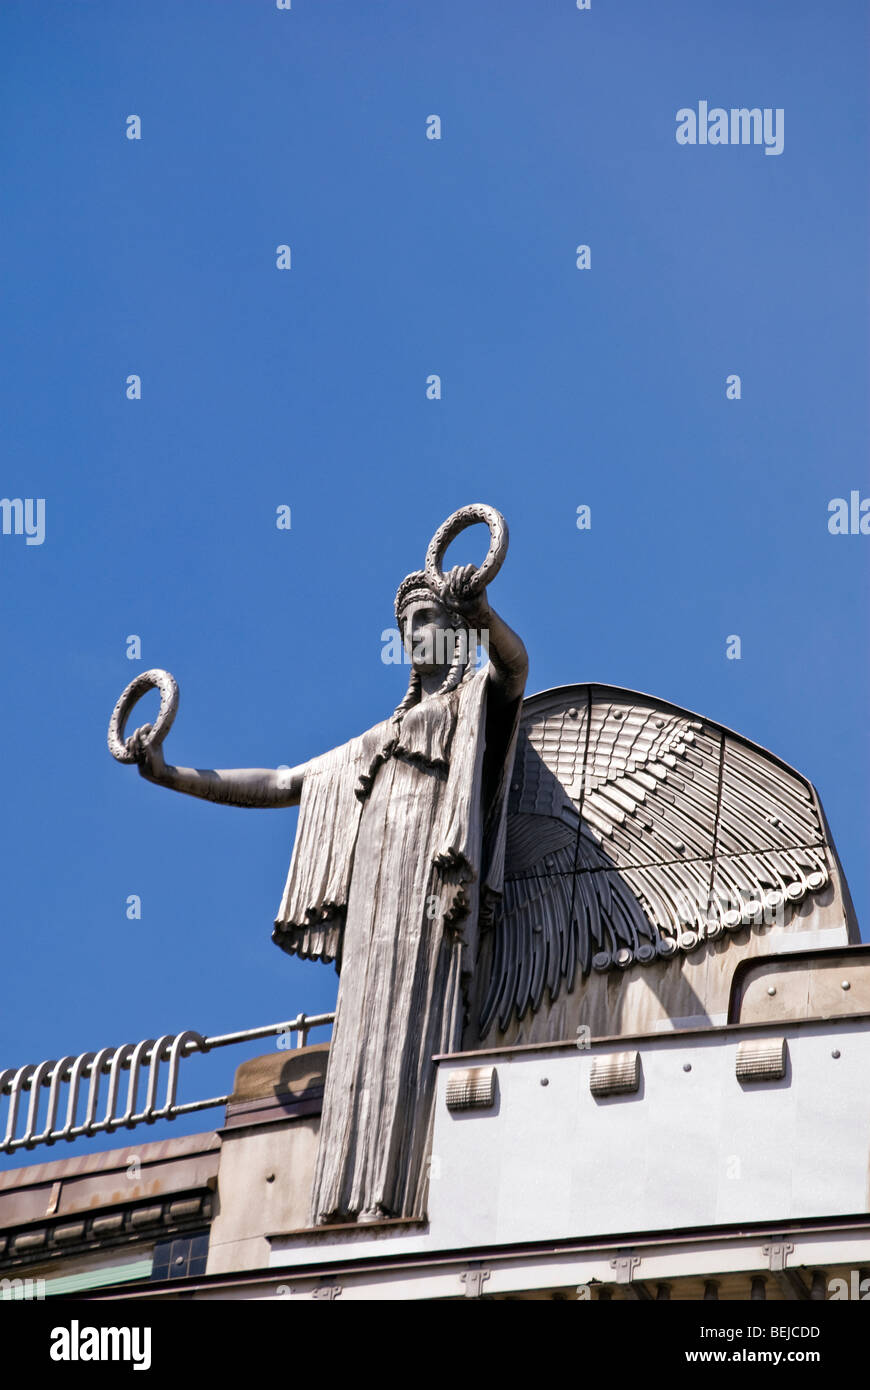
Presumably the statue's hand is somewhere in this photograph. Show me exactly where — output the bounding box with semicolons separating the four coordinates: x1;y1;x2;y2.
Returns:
440;564;490;624
129;725;167;783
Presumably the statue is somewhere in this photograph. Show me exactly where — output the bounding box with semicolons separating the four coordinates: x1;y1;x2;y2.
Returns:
108;505;528;1224
109;501;856;1221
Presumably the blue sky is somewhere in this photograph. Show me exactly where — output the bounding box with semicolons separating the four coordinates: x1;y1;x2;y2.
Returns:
1;0;867;1164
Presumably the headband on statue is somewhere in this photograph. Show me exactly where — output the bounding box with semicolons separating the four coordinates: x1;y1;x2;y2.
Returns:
394;571;439;626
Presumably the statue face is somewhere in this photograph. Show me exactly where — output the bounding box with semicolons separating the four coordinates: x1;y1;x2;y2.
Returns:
402;599;457;674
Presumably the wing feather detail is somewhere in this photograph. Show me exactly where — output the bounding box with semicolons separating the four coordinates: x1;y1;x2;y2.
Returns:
481;686;837;1036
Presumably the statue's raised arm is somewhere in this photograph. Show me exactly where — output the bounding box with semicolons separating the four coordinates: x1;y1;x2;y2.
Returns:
437;565;527;704
416;499;526;702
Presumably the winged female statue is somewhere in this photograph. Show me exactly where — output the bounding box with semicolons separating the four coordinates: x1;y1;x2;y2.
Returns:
109;501;855;1219
109;504;527;1224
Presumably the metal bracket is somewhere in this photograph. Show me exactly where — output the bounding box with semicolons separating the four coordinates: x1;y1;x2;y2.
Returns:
611;1255;641;1284
763;1241;794;1272
461;1268;491;1298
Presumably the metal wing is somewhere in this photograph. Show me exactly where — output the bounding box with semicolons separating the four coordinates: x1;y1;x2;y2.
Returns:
480;684;838;1036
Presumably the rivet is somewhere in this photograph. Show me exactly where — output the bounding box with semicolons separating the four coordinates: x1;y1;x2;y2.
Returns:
832;1050;841;1059
683;1063;692;1073
767;986;776;996
540;1077;549;1087
656;719;665;728
613;711;623;720
266;1173;276;1183
567;708;578;718
841;981;850;991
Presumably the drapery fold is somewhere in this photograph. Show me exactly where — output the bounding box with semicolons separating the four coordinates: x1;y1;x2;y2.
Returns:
271;663;522;1222
271;665;518;979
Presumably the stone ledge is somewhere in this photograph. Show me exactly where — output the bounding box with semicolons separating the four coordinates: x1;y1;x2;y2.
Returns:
230;1043;329;1104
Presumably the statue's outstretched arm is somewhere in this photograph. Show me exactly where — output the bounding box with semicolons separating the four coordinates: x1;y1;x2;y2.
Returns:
130;730;307;808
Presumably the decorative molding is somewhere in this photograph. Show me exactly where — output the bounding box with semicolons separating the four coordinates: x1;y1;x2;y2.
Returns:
460;1267;491;1298
763;1240;795;1272
590;1052;641;1098
736;1039;787;1082
445;1067;497;1111
0;1190;212;1273
610;1254;641;1283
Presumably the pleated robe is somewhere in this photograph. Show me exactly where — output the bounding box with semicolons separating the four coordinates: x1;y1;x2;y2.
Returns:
272;663;518;1223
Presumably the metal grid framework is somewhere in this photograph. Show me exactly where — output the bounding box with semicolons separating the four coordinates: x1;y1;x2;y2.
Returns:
0;1012;334;1155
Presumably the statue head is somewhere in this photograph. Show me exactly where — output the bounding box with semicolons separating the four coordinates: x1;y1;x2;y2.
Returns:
393;571;472;714
395;572;456;675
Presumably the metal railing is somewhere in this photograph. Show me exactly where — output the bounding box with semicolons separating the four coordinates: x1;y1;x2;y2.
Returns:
0;1012;334;1156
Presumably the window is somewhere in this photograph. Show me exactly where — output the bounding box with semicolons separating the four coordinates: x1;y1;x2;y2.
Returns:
150;1231;209;1281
